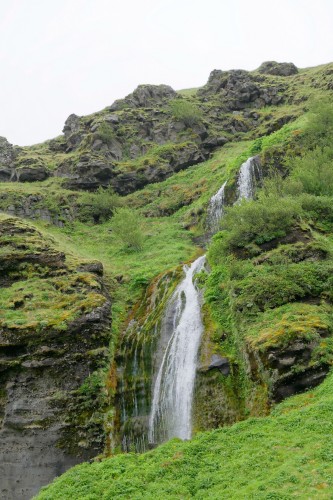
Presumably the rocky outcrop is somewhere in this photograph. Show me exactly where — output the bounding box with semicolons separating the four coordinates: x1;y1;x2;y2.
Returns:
0;137;16;181
246;336;331;404
199;68;286;110
110;84;176;110
1;192;74;227
57;154;114;191
0;137;16;167
0;216;111;500
258;61;298;76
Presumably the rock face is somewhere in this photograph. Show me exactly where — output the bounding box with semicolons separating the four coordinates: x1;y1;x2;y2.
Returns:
246;338;330;403
199;69;286;109
0;215;111;500
0;62;305;195
0;137;16;182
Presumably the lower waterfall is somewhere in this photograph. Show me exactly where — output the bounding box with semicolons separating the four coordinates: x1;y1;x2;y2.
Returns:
148;255;206;443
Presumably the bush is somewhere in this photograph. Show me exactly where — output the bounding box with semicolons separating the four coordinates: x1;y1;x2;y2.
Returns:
232;261;333;313
79;186;121;223
302;98;333;148
218;194;302;251
169;99;203;127
95;122;115;145
110;208;144;250
289;146;333;196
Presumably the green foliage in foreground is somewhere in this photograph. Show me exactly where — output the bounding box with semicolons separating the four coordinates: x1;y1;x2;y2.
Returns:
37;370;333;499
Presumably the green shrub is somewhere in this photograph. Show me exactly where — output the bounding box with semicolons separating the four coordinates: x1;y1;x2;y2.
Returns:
288;146;333;196
218;194;302;251
95;122;115;145
232;261;333;313
302;98;333;148
79;186;121;224
110;208;144;250
169;99;203;127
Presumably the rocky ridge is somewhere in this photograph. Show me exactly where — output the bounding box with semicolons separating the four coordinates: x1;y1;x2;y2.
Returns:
2;61;329;195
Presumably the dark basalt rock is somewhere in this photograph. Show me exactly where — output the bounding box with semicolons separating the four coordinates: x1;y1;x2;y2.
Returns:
207;354;230;375
62;113;81;138
199;68;285;110
0;136;16;167
111;144;209;195
246;334;332;404
0;167;13;182
110;84;176;110
57;155;114;191
258;61;298;76
0;217;111;500
273;366;329;402
15;165;49;182
202;136;229;150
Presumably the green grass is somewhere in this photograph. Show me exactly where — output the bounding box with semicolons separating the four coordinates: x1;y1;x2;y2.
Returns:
36;369;333;499
0;214;107;332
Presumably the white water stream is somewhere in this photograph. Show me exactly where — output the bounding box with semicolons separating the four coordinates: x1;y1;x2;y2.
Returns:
148;156;260;445
148;255;206;443
237;156;261;200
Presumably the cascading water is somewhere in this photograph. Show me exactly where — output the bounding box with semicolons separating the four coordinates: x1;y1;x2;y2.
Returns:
130;155;261;449
148;255;206;444
237;156;262;200
207;180;227;232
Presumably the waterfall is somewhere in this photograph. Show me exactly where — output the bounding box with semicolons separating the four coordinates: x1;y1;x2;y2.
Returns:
147;155;261;447
237;156;262;200
207;181;227;232
148;255;206;444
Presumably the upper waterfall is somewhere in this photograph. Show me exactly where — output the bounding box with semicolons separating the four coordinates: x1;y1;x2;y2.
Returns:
207;180;227;232
237;156;262;200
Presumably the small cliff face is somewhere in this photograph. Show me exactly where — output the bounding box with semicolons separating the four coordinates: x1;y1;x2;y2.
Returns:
0;215;111;500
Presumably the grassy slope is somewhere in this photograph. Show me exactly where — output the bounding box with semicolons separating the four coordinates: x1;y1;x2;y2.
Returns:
36;371;333;499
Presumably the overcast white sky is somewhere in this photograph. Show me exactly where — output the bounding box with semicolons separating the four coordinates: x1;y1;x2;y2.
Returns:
1;0;332;146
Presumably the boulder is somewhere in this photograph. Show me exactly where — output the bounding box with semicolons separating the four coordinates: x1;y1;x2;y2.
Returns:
202;136;229;150
62;113;81;138
0;136;16;168
15;165;49;182
12;156;49;182
110;84;176;110
208;354;230;375
258;61;298;76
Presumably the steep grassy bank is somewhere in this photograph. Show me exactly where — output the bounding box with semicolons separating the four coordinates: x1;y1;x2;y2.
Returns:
36;370;333;499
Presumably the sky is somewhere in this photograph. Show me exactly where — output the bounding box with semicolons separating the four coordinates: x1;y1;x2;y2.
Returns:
0;0;332;146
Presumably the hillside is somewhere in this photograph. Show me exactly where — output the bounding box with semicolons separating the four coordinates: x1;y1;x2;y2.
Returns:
1;60;333;498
